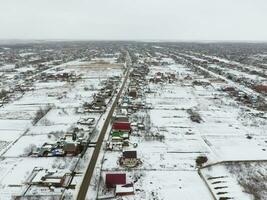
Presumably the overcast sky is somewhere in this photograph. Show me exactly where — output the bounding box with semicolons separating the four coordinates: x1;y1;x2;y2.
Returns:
0;0;266;41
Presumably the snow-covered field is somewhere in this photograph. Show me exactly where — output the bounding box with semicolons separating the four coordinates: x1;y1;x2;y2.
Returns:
0;55;124;199
1;44;267;200
93;53;267;200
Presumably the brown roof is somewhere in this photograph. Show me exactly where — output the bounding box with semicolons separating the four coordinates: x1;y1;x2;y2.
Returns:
123;151;137;159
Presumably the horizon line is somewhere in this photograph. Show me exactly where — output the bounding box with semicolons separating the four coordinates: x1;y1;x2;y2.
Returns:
1;38;267;44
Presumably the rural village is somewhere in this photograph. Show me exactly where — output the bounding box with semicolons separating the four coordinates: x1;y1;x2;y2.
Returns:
0;42;267;200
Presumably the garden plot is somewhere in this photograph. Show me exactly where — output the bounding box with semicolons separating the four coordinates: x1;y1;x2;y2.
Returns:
0;104;40;121
134;171;212;200
28;110;100;137
21;187;63;199
15;66;35;73
165;135;210;153
0;64;15;71
147;86;197;110
3;134;56;157
0;130;24;142
199;109;241;124
161;58;176;64
69;79;100;96
36;108;80;126
78;78;103;89
0;114;33;155
99;170;212;200
0;157;76;199
81;68;122;79
34;81;67;90
102;149;200;171
149;84;192;99
90;57;118;64
0;109;35;120
197;122;247;136
149;64;182;74
203;135;267;161
0;119;31;131
14;89;61;105
27;124;72;135
102;133;210;171
249;136;267;151
58;80;100;108
201;164;253;200
134;136;209;169
0;141;13;156
17;79;94;108
149;109;190;128
64;62;123;78
168;64;191;74
188;86;254;137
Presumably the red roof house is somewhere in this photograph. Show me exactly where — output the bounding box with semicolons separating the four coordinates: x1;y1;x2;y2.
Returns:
112;122;131;132
106;173;126;188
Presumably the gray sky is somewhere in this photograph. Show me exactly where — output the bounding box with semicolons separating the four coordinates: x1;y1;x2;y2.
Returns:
0;0;267;41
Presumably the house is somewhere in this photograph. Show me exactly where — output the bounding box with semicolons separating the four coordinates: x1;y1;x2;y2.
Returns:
128;87;138;98
112;121;131;132
30;168;72;188
106;173;126;188
120;151;140;168
63;142;82;155
93;97;106;107
116;183;134;196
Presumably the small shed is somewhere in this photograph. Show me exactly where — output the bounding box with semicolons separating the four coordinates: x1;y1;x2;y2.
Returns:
116;183;134;196
120;151;140;168
106;173;126;188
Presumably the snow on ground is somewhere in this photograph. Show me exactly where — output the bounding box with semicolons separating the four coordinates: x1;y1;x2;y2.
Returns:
27;124;72;135
37;108;80;125
0;119;31;131
0;157;76;199
0;130;23;142
0;64;15;71
3;134;56;157
96;58;267;200
133;170;212;200
0;57;124;199
201;164;253;200
98;170;213;200
203;135;267;161
226;161;267;200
